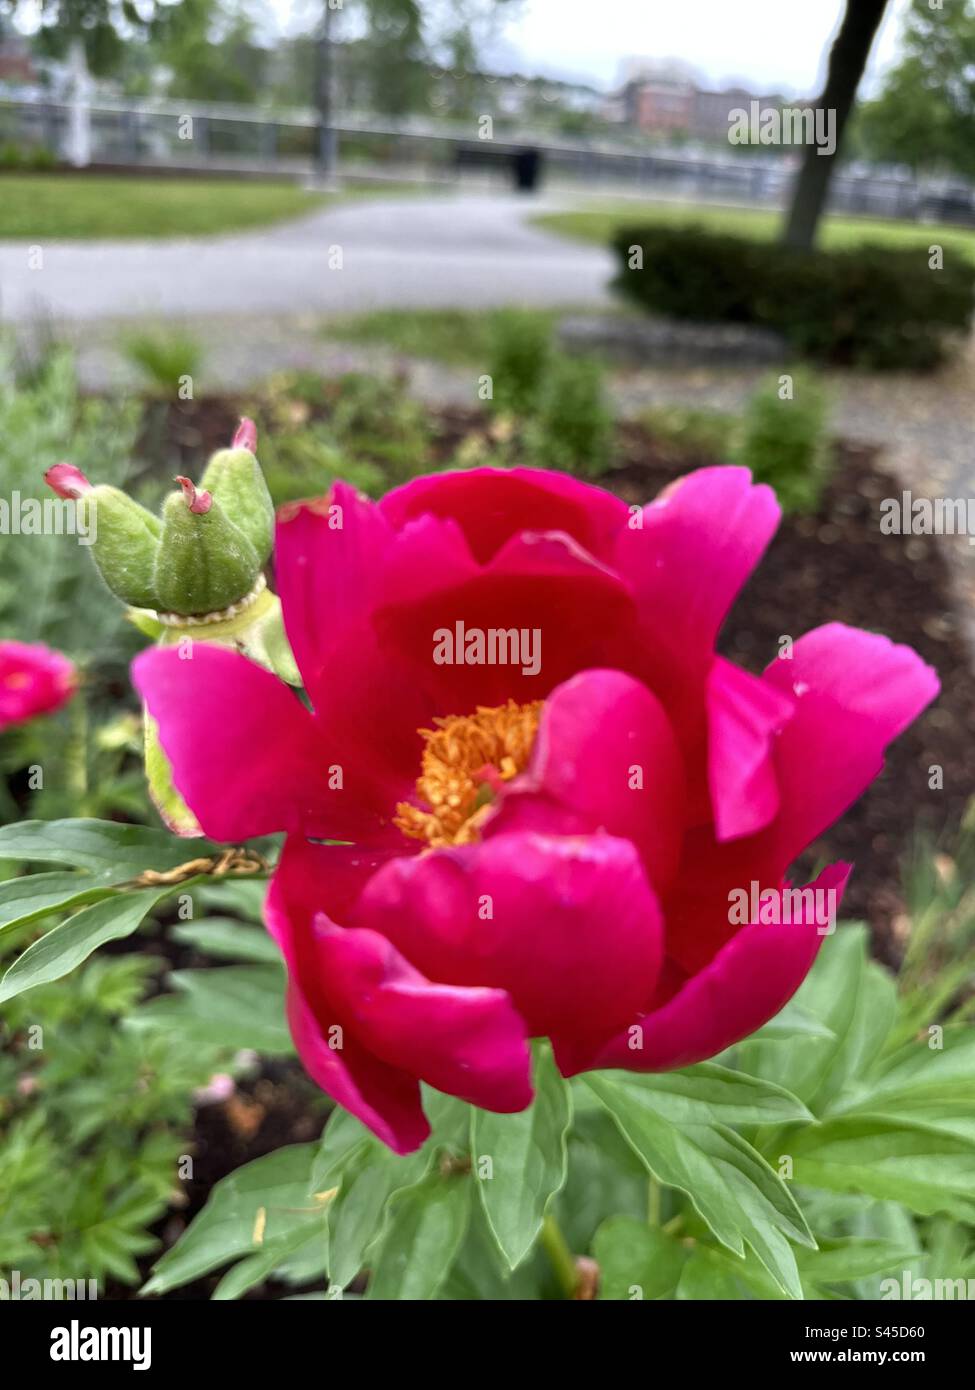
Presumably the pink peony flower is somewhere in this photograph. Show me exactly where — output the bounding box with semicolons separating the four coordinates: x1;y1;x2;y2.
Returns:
0;641;77;731
133;467;938;1153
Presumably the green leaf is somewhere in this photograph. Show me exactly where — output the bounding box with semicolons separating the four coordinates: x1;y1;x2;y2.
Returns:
144;714;201;837
592;1216;688;1300
211;1225;327;1301
367;1174;472;1301
675;1243;785;1300
0;818;214;878
310;1108;377;1193
472;1044;572;1269
796;1237;916;1284
327;1145;428;1289
132;965;291;1054
171;917;280;965
0;888;170;1003
595;1064;812;1128
736;926;899;1117
142;1144;320;1295
0;870;115;935
790;1114;975;1218
195;880;266;923
853;1028;975;1111
587;1072;812;1298
750;998;836;1042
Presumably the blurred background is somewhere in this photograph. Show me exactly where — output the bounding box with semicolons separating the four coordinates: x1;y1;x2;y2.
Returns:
1;0;974;1298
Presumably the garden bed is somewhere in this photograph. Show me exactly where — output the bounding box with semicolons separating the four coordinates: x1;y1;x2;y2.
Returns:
77;379;973;1298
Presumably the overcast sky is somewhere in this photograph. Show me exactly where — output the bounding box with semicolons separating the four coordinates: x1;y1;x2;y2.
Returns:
492;0;912;93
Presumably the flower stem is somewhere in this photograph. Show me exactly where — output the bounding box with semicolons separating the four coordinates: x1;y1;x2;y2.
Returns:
540;1213;578;1299
647;1177;661;1225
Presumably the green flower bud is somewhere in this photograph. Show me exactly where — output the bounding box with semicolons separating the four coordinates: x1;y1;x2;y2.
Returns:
153;478;261;617
44;463;161;608
198;426;274;565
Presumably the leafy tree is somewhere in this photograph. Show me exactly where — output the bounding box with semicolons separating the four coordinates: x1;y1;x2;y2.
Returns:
855;0;975;177
3;0;209;77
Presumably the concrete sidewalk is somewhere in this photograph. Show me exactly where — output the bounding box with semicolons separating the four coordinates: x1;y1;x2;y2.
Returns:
0;193;614;323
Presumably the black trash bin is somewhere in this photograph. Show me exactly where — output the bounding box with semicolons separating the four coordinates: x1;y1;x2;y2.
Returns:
513;146;542;192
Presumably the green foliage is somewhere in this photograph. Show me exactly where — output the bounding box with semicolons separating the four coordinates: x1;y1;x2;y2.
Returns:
0;348;140;675
253;371;428;503
0;953;227;1289
487;308;555;417
613;224;975;368
327;306;564;367
121;327;203;397
471;1044;571;1268
638;404;736;464
734;372;833;512
0;141;57;171
0;818;219;1001
526;353;614;478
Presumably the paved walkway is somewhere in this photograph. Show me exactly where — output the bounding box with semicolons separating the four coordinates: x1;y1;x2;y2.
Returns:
0;193;613;323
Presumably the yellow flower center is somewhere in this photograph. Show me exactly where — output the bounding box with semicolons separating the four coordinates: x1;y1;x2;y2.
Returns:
395;699;543;848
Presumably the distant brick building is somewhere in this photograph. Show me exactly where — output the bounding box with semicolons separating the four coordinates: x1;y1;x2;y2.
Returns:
616;72;784;144
622;77;694;135
692;87;784;142
0;37;35;85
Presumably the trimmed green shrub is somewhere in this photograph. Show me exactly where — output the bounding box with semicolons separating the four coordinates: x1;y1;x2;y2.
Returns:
612;225;975;368
527;353;614;478
487;308;554;415
734;371;832;513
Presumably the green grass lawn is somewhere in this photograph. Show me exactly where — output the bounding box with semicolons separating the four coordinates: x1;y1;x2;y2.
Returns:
322;306;573;365
0;174;431;239
533;199;975;262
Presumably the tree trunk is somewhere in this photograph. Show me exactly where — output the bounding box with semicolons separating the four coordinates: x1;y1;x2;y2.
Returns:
314;3;337;181
783;0;890;250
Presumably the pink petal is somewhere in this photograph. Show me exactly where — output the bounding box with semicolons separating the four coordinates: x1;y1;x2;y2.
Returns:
707;657;794;842
614;467;780;660
580;862;851;1073
372;531;636;710
356;830;664;1065
132;645;391;843
175;476;212;514
763;624;940;864
44;463;93;499
265;837;531;1149
284;984;430;1155
232;417;258;452
313;923;533;1115
379;466;629;565
486;669;686;894
275;486;430;799
0;641;76;729
266;852;430;1153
